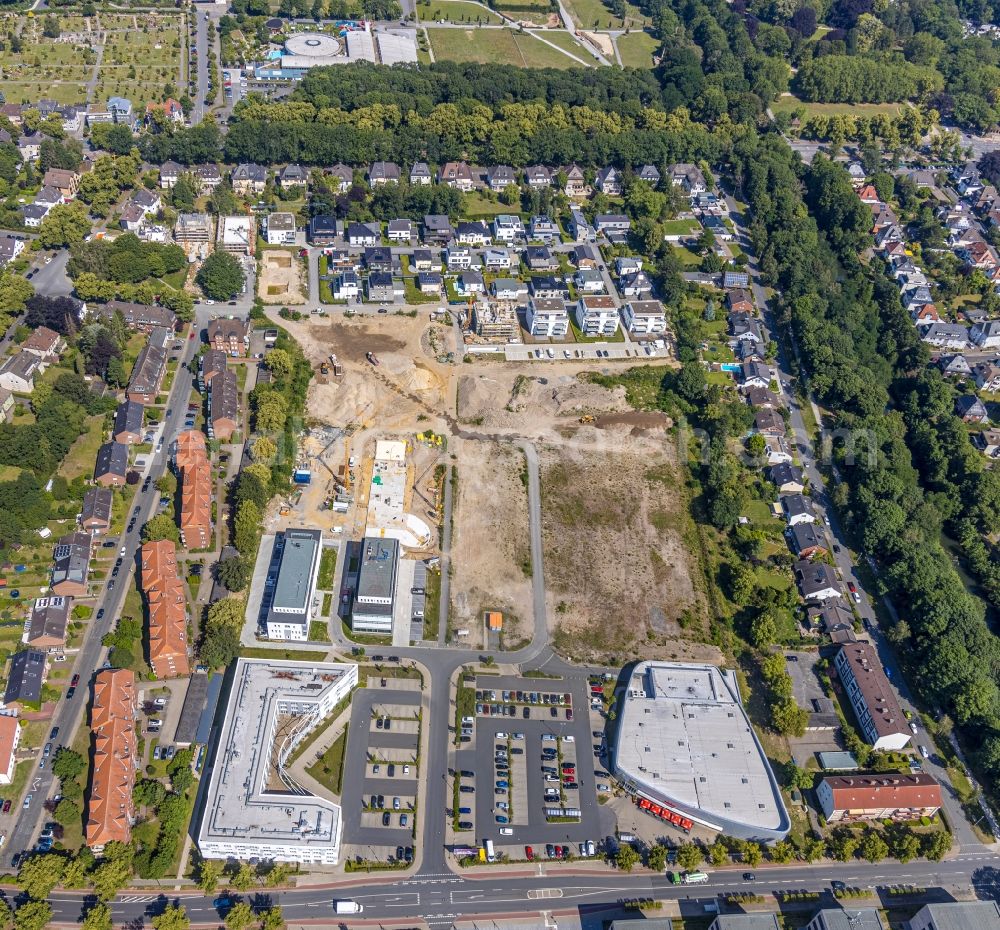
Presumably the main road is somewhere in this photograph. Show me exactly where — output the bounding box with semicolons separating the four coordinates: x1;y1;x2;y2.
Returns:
44;849;1000;926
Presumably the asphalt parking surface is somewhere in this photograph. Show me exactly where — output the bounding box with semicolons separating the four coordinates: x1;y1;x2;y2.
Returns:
457;674;614;856
341;688;421;853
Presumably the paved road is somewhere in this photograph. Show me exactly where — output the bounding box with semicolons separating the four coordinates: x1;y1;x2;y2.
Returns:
1;322;201;866
40;848;1000;926
29;250;72;297
437;464;453;644
519;442;548;649
722;192;986;851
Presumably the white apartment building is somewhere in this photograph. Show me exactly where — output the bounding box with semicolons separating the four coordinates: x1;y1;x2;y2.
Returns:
527;298;569;338
265;212;296;246
575;296;620;337
621;299;667;335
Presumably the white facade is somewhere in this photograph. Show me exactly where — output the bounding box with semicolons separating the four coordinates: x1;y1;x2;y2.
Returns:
265;213;296;246
621;300;667;335
575;297;619;337
527;298;569;338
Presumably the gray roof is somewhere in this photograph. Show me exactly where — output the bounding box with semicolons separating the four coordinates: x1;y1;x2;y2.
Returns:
128;338;167;395
356;536;399;604
4;649;45;705
770;463;804;486
95;440;129;479
812;910;883;930
113;399;144;438
209;368;240;426
174;671;208;745
268;529;322;627
81;487;113;527
795;559;839;596
27;596;70;645
710;918;780;930
52;531;91;589
913;903;1000;930
789;522;826;554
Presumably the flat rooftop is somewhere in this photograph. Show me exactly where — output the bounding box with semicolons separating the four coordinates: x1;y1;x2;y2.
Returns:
612;661;789;839
270;529;322;615
197;658;358;855
356;536;399;602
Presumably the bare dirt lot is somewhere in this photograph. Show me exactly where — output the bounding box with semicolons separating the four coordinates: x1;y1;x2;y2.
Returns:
259;250;305;305
449;439;532;649
539;428;713;665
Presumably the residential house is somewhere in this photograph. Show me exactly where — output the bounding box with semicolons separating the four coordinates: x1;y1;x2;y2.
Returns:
573;244;600;268
811;602;857;643
158;161;183;189
974;361;1000;392
789;522;828;559
80;487;113;534
277;164;308;190
176;430;211;550
119;204;146;233
146;98;184;125
308;215;338;245
638;165;661;187
727;288;754;315
817;774;942;824
3;649;46;707
618;271;653;298
493;214;525;243
25;595;71;651
747;386;781;410
911;303;940;327
671;163;706;194
42;168;80;200
972;426;1000;455
332;271;360;301
16;130;41;162
363;246;393;273
525;246;559;271
595;166;622;195
741;361;773;391
575;268;605;294
410;249;434;272
387;219;413;242
231;163;268;195
368;161;401;187
207;318;250;357
770;463;805;494
621;299;667;335
417;272;443;294
366;272;404;303
94;441;129;487
970;320;1000;349
51;531;92;597
956;394;989;423
857;183;880;204
0;386;14;423
438;161;475;191
527;298;569;338
563;164;587;197
455;270;485;297
346;222;380;247
0;235;24;267
327;163;354;193
723;270;750;288
834;641;911;750
730;313;764;346
0;716;20;785
0;351;41;393
446;245;473;270
456;221;491;246
409;162;432;186
86;668;137;850
525;165;552;188
423;214;454;243
922;322;971;351
794;559;841;602
575;296;619;337
96;300;176;333
132;189;161;216
208;369;240;441
112;399;144;445
594;214;630;235
21;204;50;229
487;165;517;192
529;216;560;241
528;276;565;299
491;278;527;302
126;333;168;405
568;208;595;243
482;248;513;271
264;212;296;246
199;350;227;391
781;493;814;525
754;407;786;437
139;540;190;679
938;354;971;377
762;434;793;466
21;326;63;361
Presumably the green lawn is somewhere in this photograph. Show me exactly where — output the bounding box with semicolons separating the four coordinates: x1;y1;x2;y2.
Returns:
564;0;648;28
534;29;599;62
772;94;903;120
662;218;701;237
461;191;510;217
426;26;579;66
616;29;658;67
513;32;586;67
306;726;349;796
420;0;503;22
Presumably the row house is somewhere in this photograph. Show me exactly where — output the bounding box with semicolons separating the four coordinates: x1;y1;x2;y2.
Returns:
140;540;190;679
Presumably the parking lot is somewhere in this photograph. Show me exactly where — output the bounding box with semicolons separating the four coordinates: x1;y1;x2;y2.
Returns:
340;687;421;865
453;674;615;862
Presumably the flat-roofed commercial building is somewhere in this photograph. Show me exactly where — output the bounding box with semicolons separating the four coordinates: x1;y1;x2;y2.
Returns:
351;536;399;634
86;669;137;850
910;903;1000;930
610;661;790;842
265;529;323;641
196;658;358;864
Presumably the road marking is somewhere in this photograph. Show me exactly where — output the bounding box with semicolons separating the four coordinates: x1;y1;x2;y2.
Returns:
528;889;564;900
118;896;158;903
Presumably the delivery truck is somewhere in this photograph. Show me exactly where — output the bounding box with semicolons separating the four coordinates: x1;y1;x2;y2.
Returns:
333;901;363;914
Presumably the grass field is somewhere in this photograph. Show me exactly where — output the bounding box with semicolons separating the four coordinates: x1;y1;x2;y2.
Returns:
426;26;581;66
564;0;648;29
616;29;658;67
94;15;184;105
771;94;903;119
532;29;596;62
419;0;503;23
